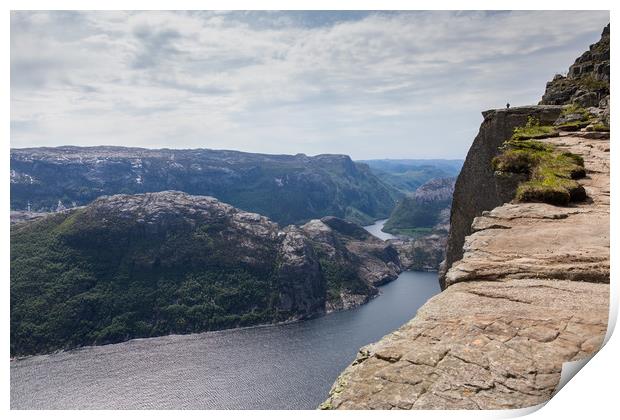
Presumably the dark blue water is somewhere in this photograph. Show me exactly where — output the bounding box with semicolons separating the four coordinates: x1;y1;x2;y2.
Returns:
11;220;440;409
10;271;439;409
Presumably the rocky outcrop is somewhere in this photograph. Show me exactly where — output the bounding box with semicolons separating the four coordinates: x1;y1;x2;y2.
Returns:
439;105;563;289
389;233;447;272
383;177;454;271
10;191;401;356
412;178;455;202
302;216;402;311
540;25;609;107
321;131;609;409
10;210;47;225
322;26;610;409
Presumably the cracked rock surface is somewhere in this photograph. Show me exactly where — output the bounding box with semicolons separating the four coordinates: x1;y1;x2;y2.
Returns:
321;133;609;410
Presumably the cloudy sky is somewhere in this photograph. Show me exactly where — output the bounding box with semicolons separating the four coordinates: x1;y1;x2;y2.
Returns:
10;11;609;159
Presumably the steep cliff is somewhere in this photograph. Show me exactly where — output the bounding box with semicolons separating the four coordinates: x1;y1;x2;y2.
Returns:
439;105;563;289
322;130;609;410
322;25;610;410
10;191;401;356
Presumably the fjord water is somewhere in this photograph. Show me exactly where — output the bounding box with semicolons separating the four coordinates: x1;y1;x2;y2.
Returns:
10;221;439;409
360;218;396;240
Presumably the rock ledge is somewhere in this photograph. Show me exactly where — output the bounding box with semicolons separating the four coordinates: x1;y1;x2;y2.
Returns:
321;132;609;410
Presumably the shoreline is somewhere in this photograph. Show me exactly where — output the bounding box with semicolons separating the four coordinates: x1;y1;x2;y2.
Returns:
11;269;424;362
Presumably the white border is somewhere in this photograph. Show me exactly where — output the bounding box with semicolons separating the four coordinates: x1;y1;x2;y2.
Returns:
3;1;617;419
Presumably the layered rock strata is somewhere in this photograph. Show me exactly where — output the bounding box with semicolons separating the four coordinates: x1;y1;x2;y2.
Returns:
540;24;609;107
321;129;610;410
439;105;564;289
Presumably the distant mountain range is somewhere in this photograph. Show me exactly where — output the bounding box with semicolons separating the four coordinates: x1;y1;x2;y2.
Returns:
10;147;464;355
10;147;463;226
358;159;463;194
11;146;402;226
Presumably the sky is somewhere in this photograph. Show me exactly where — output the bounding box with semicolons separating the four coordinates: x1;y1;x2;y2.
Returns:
10;10;610;159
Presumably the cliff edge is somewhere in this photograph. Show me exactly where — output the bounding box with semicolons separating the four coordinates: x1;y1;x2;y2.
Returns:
321;25;610;410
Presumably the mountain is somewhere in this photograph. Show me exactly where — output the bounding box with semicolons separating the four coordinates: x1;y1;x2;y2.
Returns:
10;146;401;226
380;177;455;271
540;24;609;109
10;191;401;356
358;159;463;194
383;177;455;236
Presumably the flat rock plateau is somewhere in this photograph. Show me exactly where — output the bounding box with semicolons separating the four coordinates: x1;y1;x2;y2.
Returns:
321;129;609;410
322;24;610;410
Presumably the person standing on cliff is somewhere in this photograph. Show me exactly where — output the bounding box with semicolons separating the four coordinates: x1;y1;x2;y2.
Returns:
506;102;510;109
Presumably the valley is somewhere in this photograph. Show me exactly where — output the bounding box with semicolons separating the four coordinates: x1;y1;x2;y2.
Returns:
10;219;440;409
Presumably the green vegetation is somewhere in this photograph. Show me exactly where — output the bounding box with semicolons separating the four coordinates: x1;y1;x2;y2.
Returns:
320;258;371;301
383;226;434;238
11;210;283;356
588;123;610;132
576;75;609;93
510;117;557;140
382;177;454;237
562;103;592;119
10;148;400;226
344;206;375;226
555;104;596;131
383;195;449;237
10;198;386;356
493;120;587;206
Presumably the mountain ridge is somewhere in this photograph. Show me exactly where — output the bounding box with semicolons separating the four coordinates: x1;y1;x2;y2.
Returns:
11;146;401;226
10;191;402;356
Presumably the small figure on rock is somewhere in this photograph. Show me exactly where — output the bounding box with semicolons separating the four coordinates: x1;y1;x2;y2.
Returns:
506;102;510;109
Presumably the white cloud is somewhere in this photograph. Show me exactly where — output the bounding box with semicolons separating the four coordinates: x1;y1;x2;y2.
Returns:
10;10;610;158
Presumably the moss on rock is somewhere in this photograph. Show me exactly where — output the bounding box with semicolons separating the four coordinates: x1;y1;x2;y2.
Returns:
493;121;587;206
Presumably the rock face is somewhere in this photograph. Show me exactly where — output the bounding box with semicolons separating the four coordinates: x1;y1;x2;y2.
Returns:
10;146;399;226
384;177;455;235
321;132;609;410
383;177;454;271
540;24;609;107
10;210;47;225
322;26;610;409
301;216;402;312
389;232;447;272
10;191;401;356
439;105;563;289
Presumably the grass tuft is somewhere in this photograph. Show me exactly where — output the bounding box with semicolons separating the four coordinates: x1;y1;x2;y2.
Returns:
555;104;596;131
587;123;610;132
493;119;587;206
510;117;557;140
576;75;609;93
